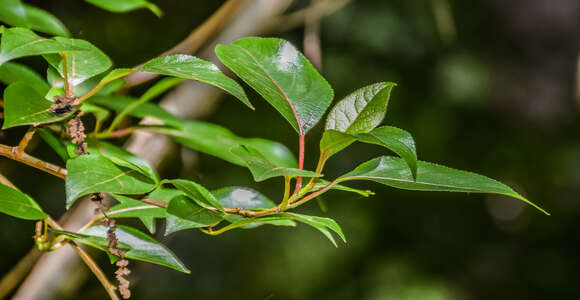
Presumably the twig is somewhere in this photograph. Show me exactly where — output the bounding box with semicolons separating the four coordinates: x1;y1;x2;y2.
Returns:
289;179;338;208
44;217;121;300
262;0;351;34
16;127;37;154
123;0;248;88
0;144;67;179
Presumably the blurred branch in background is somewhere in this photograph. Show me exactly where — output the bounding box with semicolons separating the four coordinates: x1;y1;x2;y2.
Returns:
262;0;351;34
124;0;248;88
304;0;323;71
431;0;456;43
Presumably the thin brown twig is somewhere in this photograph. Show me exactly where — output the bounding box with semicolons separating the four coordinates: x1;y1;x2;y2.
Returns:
0;144;67;179
123;0;248;88
17;127;37;154
44;217;121;300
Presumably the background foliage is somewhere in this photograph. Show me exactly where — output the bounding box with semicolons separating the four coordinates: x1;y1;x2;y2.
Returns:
1;0;579;299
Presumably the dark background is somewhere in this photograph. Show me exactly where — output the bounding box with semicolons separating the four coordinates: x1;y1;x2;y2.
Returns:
1;0;579;299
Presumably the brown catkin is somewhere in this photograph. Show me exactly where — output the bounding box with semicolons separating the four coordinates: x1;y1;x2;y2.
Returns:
66;116;87;155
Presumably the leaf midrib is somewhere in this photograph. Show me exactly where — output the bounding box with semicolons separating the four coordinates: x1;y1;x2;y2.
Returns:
235;45;303;134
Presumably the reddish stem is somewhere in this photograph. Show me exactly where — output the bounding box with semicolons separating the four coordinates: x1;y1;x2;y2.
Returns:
293;134;306;194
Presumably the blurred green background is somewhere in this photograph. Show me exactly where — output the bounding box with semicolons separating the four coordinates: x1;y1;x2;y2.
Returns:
1;0;579;299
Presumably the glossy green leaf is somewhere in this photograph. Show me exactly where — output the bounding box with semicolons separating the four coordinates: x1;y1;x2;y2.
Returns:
213;217;296;232
107;77;183;132
0;183;46;220
165;179;224;212
231;145;321;182
78;68;134;101
0;27;84;65
56;225;190;273
43;37;112;85
309;179;374;197
2;82;74;129
0;62;49;94
136;54;252;109
65;154;157;208
37;128;69;162
87;140;159;182
325;82;396;134
340;156;549;215
321;126;418;178
355;126;417;178
88;95;183;129
212;186;276;210
166;195;223;227
0;0;27;28
146;187;198;235
148;121;297;167
319;130;356;160
23;4;70;37
109;194;166;233
81;102;110;124
86;0;162;17
216;37;333;134
279;212;346;247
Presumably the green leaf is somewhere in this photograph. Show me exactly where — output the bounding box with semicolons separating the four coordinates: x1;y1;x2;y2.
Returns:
148;121;296;167
279;212;346;247
43;37;112;85
86;140;159;183
0;62;50;94
320;126;418;178
212;186;276;210
86;0;163;17
2;82;74;129
81;102;110;124
0;183;46;220
355;126;417;178
166;195;223;227
309;179;374;197
212;217;296;231
56;225;190;273
0;27;84;65
146;187;197;235
107;77;183;132
165;179;224;212
325;82;396;134
65;154;157;208
78;68;135;101
136;54;252;109
319;130;356;160
23;4;70;37
37;128;69;162
88;95;183;129
109;194;166;234
231;145;321;182
216;37;333;134
340;156;549;215
0;0;27;28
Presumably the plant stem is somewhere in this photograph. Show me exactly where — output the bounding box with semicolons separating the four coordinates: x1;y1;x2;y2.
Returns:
0;248;41;299
17;127;37;154
45;217;120;300
289;179;339;208
0;144;67;179
293;134;306;195
279;176;291;210
61;52;70;95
